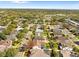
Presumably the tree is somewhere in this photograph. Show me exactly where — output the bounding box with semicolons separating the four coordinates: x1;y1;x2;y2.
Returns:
0;51;6;57
53;43;58;49
12;39;21;46
16;28;28;39
3;29;10;35
50;48;59;57
24;49;31;57
3;23;17;35
44;43;50;49
0;32;6;40
16;32;25;39
5;48;18;57
73;47;79;53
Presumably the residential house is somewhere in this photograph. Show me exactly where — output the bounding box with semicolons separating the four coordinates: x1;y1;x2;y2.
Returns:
44;15;52;21
53;25;62;36
0;39;12;52
61;47;73;57
65;18;79;27
35;25;43;37
33;37;48;48
30;49;50;57
62;29;70;36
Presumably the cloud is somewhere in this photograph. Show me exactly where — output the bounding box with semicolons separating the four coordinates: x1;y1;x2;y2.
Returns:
12;1;29;4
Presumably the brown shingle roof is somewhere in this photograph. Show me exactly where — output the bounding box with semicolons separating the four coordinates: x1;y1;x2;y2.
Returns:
0;39;12;46
30;49;50;57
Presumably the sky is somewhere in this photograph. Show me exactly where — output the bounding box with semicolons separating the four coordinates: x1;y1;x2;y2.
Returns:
0;1;79;9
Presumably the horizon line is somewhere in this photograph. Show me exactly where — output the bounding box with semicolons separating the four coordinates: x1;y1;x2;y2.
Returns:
0;8;79;10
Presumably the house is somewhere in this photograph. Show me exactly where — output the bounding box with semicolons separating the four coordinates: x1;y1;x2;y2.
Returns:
32;46;41;49
30;49;50;57
16;26;23;31
25;33;30;40
44;15;52;21
56;14;66;16
0;21;12;32
0;39;12;52
9;26;23;39
65;18;79;27
35;29;43;36
53;29;62;35
53;25;62;29
57;36;73;57
33;37;48;48
62;29;75;39
61;46;73;57
7;29;18;40
61;48;72;57
35;25;43;37
57;35;73;47
62;47;73;51
49;25;53;29
53;25;62;36
62;29;70;36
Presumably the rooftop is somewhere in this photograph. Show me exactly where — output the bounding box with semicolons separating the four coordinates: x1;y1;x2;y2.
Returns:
30;49;50;57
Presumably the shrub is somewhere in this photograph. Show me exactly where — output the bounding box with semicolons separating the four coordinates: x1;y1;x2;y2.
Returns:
0;32;6;40
5;48;19;57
